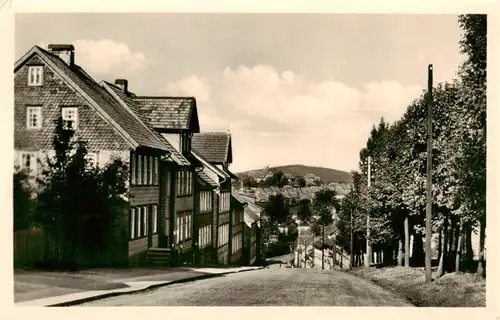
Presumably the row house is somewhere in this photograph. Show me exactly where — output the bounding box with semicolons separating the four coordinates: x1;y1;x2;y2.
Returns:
14;44;196;266
190;151;225;265
14;44;201;266
102;82;201;264
14;43;260;268
192;132;238;265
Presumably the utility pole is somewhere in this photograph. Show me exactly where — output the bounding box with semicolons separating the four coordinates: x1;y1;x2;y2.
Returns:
322;225;325;270
365;156;372;268
350;206;354;269
425;64;433;283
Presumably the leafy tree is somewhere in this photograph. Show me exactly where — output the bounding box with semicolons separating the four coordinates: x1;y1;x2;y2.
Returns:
456;14;486;280
242;174;258;188
296;198;312;222
13;168;35;230
34;118;128;268
264;193;289;225
296;176;306;187
313;189;340;268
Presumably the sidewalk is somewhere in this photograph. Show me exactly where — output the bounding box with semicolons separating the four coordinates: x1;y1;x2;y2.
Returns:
15;266;263;307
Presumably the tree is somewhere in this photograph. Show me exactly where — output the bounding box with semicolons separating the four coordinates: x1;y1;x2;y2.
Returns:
34;118;129;268
242;175;258;188
296;176;306;187
313;189;340;269
13;168;35;230
457;14;486;280
264;193;289;225
296;198;312;222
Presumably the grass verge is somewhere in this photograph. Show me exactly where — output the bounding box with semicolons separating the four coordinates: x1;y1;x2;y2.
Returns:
349;266;485;307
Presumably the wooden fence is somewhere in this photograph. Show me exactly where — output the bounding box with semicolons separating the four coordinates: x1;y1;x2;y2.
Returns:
14;227;126;269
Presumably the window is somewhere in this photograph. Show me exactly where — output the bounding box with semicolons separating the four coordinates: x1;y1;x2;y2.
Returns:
152;205;158;233
137;155;143;185
143;155;148;185
219;192;230;213
149;156;153;184
232;235;241;254
28;66;43;86
61;107;78;130
199;225;213;248
26;106;42;129
177;169;193;196
142;206;148;237
218;224;229;247
176;212;193;243
154;158;159;185
131;154;158;186
87;153;98;167
131;153;136;185
200;191;213;213
20;152;37;174
130;208;136;239
136;208;142;238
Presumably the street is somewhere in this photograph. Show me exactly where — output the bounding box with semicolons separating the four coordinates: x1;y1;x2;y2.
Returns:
81;267;412;306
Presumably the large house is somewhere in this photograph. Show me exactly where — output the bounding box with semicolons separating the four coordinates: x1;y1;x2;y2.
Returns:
14;43;259;268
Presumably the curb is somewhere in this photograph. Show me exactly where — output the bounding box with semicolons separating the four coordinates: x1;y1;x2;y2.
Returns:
47;267;264;307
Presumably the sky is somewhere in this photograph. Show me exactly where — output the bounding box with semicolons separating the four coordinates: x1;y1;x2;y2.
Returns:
15;13;465;173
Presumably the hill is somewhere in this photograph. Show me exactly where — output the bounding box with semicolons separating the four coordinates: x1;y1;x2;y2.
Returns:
237;164;353;183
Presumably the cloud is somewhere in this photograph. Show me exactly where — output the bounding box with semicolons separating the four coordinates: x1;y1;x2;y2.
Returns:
165;75;211;103
164;65;423;172
70;39;148;74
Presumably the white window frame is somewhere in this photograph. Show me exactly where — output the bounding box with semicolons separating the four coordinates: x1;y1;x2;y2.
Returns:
154;158;159;185
152;205;158;233
26;106;42;129
20;151;37;174
143;206;148;237
130;208;136;239
131;153;136;185
149;156;153;185
61;107;78;130
137;155;143;185
28;66;44;86
136;208;142;238
87;152;98;168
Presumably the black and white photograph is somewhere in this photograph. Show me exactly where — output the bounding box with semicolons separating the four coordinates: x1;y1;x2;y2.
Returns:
5;4;493;310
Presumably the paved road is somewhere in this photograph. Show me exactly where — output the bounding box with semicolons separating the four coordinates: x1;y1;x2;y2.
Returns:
81;267;412;306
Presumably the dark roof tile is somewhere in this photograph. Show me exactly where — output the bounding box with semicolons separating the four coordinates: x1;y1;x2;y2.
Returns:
192;132;232;164
133;97;196;131
35;47;168;151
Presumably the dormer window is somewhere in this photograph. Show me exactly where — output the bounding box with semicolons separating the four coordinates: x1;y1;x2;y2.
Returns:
61;107;78;130
28;66;44;86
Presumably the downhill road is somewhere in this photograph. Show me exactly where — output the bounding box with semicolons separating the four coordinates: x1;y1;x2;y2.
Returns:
81;266;412;306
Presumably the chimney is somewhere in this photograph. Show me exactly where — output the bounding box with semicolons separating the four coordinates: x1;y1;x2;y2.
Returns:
115;79;128;94
47;44;75;67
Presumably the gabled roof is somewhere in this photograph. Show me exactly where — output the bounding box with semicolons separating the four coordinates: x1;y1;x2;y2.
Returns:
231;192;248;207
133;96;200;133
15;46;168;152
191;151;230;179
298;220;311;227
192;132;232;164
102;82;190;166
196;170;218;189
